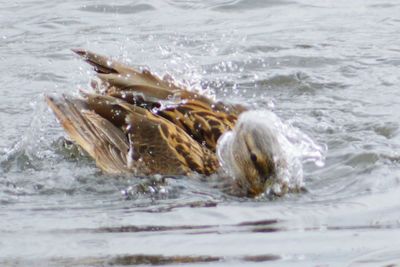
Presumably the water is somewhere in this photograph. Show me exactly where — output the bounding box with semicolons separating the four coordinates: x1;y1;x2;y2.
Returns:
1;0;400;266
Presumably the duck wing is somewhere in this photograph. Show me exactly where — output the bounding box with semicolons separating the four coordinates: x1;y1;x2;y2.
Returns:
157;99;238;152
123;102;219;176
46;93;218;176
45;94;131;174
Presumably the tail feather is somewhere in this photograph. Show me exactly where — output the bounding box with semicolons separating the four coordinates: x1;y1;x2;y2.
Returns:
72;48;126;75
73;49;184;99
72;48;217;104
96;72;175;100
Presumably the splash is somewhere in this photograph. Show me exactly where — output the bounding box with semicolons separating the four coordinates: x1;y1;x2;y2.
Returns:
217;110;326;195
0;99;49;173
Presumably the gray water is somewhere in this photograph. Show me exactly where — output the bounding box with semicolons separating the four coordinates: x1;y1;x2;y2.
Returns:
1;0;400;266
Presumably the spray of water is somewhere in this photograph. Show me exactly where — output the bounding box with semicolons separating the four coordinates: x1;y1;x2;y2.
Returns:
217;110;326;195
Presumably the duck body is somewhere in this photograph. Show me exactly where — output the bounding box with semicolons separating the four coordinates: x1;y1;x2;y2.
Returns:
46;49;281;197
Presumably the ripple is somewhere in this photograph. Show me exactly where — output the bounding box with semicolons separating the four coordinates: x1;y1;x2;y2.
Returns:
60;218;280;234
344;152;380;168
0;253;280;266
369;3;400;8
79;3;155;14
349;248;400;267
212;0;296;12
372;122;399;139
244;44;288;54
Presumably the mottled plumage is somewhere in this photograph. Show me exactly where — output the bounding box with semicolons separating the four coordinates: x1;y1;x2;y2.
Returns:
46;93;218;176
46;49;283;197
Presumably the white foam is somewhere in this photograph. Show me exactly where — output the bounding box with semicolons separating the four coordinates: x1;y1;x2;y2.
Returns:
217;110;326;193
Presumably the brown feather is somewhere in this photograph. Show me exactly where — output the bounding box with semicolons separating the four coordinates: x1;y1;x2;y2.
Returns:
124;103;219;175
45;95;131;174
72;49;237;110
44;49;277;198
47;92;219;176
157;100;238;152
73;49;192;100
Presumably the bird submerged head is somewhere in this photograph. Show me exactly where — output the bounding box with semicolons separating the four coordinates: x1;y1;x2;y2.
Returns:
217;110;289;197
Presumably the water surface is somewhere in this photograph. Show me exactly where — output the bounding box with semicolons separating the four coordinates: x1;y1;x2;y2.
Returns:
1;0;400;266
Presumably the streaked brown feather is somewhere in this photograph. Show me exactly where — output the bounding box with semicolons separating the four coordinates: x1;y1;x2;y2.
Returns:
73;49;203;101
44;49;283;198
47;92;219;176
125;108;218;175
72;49;249;114
157;99;238;152
45;95;131;174
80;111;131;173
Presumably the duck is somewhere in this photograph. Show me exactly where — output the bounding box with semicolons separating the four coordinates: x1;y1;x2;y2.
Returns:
46;49;286;197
